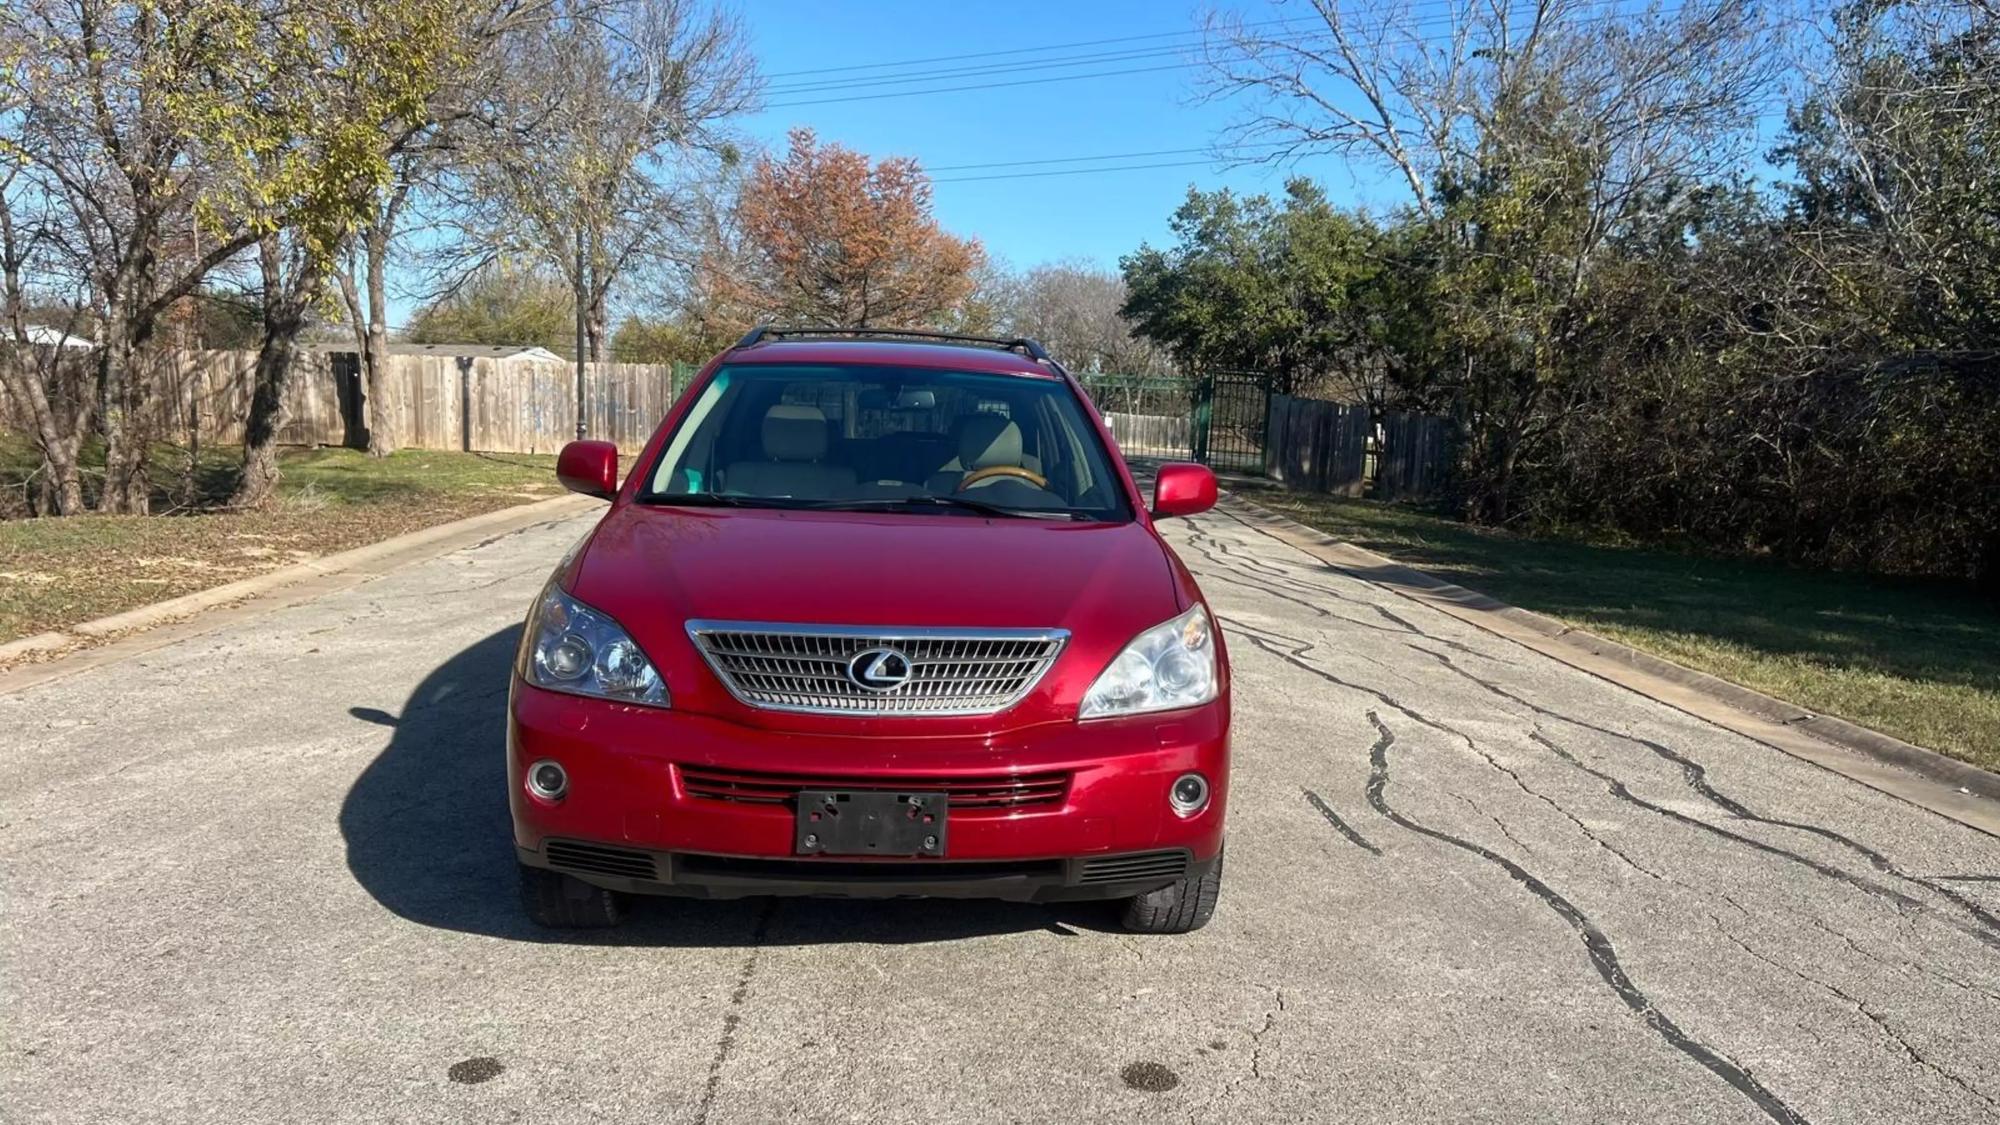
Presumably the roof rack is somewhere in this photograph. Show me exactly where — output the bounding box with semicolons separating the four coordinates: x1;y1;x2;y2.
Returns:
733;324;1053;364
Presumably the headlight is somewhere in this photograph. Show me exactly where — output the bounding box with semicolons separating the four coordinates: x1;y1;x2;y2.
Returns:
518;584;669;707
1079;604;1217;719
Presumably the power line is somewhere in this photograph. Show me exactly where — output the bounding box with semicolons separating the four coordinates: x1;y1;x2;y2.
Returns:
763;62;1196;109
759;0;1516;81
928;103;1794;184
932;159;1234;184
764;40;1240;96
926;143;1289;173
758;15;1322;80
761;4;1662;109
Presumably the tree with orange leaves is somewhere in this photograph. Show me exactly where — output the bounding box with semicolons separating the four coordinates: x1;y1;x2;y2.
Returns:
724;128;984;329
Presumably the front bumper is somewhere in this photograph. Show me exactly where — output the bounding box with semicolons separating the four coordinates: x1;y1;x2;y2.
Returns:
517;842;1219;902
508;680;1229;899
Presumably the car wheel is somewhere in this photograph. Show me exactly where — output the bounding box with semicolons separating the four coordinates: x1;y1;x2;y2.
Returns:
1121;846;1222;934
519;862;627;928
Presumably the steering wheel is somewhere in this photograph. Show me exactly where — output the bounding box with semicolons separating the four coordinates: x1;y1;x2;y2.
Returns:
956;465;1048;492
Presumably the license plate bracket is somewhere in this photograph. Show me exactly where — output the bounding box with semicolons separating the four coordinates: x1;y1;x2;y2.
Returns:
795;790;947;857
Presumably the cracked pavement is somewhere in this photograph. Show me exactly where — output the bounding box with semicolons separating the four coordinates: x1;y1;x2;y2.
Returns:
4;500;1999;1123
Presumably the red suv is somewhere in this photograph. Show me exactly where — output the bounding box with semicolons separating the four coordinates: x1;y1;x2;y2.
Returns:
509;327;1229;933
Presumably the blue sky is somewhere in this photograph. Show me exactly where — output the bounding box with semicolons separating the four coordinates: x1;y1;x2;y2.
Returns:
736;0;1378;273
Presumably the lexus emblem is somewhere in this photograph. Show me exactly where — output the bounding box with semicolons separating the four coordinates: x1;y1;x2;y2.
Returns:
845;647;913;692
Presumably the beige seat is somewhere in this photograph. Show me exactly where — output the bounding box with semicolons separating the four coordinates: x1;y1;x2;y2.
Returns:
926;415;1040;493
722;405;856;499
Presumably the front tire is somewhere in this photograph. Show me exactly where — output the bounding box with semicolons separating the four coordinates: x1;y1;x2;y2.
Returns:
519;863;627;928
1121;847;1222;934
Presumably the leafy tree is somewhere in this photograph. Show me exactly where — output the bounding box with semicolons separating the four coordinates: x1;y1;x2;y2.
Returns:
720;128;985;328
608;314;732;365
407;266;576;352
1120;180;1392;397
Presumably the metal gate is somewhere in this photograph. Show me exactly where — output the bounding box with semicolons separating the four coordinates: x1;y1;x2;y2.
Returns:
1193;375;1269;472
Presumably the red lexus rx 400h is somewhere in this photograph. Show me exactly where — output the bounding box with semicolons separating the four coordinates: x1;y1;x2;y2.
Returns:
510;327;1230;933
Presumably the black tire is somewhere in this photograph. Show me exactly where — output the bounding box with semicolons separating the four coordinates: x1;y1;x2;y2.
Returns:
1121;847;1223;934
519;862;627;928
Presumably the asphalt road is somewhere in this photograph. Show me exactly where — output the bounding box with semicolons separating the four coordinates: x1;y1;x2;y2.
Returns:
4;501;1999;1124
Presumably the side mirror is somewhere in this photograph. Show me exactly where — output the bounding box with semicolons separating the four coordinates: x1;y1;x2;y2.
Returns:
557;440;620;500
1151;462;1217;519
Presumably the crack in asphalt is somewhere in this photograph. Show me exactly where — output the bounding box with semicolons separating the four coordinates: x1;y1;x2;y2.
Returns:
1453;790;1537;855
695;898;779;1125
1302;787;1383;855
1800;914;2000;1006
1212;608;1811;1123
1182;526;1499;662
1524;727;1926;917
1185;525;1467;647
1224;612;1936;930
1190;510;2000;1120
1199;503;1515;663
1409;645;2000;949
1249;988;1287;1082
1707;916;2000;1114
1360;711;1810;1125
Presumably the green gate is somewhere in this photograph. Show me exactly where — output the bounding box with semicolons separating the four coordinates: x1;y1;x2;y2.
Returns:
1193;375;1269;472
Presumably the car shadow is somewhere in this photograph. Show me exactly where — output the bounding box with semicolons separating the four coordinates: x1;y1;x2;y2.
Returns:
338;627;1120;946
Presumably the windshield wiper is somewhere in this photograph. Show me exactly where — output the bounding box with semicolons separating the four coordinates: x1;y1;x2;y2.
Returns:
805;496;1089;521
642;493;811;509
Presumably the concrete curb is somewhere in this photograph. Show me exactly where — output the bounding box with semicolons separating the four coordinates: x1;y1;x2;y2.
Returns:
1215;491;2000;838
0;493;598;691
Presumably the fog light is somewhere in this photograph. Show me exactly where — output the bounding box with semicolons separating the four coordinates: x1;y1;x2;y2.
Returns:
526;759;568;801
1168;772;1209;817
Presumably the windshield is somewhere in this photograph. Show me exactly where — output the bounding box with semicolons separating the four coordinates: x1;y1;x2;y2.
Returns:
642;363;1131;520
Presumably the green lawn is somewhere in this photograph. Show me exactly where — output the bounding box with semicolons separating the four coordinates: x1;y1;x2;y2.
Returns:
1;443;560;646
1242;487;2000;773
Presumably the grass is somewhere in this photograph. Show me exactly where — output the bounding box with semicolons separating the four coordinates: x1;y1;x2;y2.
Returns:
1241;486;2000;773
0;440;559;646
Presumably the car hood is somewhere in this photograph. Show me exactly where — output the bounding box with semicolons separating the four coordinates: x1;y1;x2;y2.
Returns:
566;503;1185;729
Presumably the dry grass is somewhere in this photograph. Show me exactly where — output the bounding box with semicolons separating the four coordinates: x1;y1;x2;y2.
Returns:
0;445;560;643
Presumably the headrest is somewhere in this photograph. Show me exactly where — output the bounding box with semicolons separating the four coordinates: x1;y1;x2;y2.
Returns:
762;404;828;462
957;415;1022;470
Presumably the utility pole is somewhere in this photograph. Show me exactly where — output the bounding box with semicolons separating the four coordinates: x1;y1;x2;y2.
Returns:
574;226;587;440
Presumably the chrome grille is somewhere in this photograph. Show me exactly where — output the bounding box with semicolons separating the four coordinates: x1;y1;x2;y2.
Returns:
686;621;1067;716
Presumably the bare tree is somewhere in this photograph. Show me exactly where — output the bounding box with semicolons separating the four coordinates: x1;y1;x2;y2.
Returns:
454;0;759;362
995;261;1171;375
1;164;95;514
0;0;293;512
336;1;582;459
1202;0;1782;232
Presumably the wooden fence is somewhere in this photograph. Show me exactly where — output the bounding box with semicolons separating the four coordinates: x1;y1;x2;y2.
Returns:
1264;393;1455;501
1;349;694;456
1266;394;1371;495
1104;411;1190;460
1374;411;1456;502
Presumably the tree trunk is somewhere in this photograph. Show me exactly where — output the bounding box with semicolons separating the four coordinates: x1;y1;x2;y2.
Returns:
585;286;609;363
362;231;396;457
338;237;398;458
233;238;323;508
1;192;88;514
96;318;151;515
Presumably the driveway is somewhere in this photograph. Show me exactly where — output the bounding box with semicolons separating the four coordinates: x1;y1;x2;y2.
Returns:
3;500;1997;1124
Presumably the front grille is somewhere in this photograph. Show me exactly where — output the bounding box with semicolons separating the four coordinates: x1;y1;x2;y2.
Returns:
680;765;1071;809
545;840;658;881
687;620;1067;716
1077;850;1190;885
